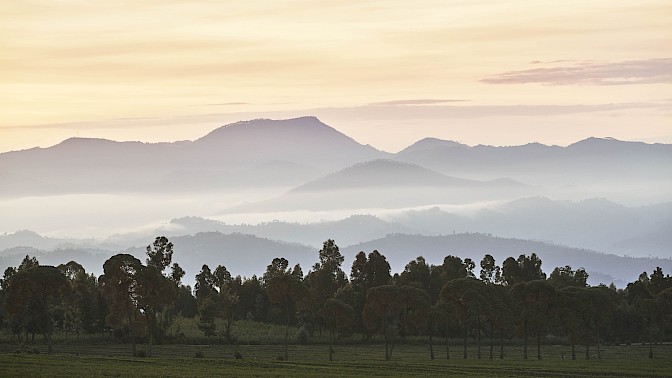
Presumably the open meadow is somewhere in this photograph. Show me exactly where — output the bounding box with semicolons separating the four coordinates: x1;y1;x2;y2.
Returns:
1;337;671;377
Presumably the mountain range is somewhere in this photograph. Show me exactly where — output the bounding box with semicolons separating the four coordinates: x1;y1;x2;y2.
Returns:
0;117;384;196
2;116;670;204
1;116;671;288
227;160;541;212
2;230;670;288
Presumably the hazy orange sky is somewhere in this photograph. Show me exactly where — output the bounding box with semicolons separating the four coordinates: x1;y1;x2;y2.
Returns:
1;0;671;152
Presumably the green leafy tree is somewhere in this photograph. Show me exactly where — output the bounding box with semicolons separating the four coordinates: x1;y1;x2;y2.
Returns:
483;283;513;359
264;258;310;361
194;264;239;341
4;265;70;354
649;267;672;295
18;255;39;271
398;285;431;339
237;275;266;321
306;240;347;332
99;254;144;357
440;277;489;359
610;299;644;347
582;286;615;359
318;298;354;361
172;284;197;318
431;300;460;359
363;285;403;360
213;265;240;342
135;265;177;356
641;284;672;359
510;280;555;360
502;254;546;286
350;250;392;337
556;287;585;359
362;285;430;360
441;255;468;281
137;237;180;355
479;254;501;285
464;258;476;278
399;256;431;291
549;265;588;288
58;261;103;340
146;236;174;272
195;264;215;335
170;263;185;286
646;287;672;358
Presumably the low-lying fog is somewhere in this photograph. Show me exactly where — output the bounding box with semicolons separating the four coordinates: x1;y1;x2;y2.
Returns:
1;188;670;260
0;192;497;239
0;190;282;239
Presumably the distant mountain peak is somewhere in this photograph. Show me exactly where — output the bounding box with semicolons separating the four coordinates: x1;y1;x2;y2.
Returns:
192;117;387;167
568;136;625;147
9;229;43;237
399;137;468;155
199;116;335;141
55;137;117;147
292;159;489;192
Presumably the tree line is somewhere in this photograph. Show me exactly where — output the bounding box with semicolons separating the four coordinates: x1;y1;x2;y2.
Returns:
1;237;671;360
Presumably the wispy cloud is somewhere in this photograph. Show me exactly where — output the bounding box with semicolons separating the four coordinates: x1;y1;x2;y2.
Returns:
368;99;469;106
3;100;665;133
482;58;672;86
189;102;249;107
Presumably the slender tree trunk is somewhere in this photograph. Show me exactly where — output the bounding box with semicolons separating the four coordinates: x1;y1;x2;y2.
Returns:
596;327;601;360
537;332;542;360
329;329;334;361
148;314;153;358
463;325;468;359
489;322;494;360
585;344;590;360
499;329;504;359
384;318;390;361
446;333;450;359
284;302;290;361
429;330;434;360
523;320;528;360
47;331;52;354
128;310;137;357
477;315;481;359
385;335;391;360
571;342;576;360
649;327;653;359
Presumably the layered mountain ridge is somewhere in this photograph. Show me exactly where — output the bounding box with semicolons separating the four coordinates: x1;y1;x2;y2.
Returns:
1;116;671;287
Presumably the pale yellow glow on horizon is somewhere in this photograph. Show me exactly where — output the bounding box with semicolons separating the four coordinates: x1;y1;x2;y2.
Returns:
1;0;671;152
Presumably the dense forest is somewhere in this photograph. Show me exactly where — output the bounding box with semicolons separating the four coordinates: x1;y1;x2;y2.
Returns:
1;237;670;361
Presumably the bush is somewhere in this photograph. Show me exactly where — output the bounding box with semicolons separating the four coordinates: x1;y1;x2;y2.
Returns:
194;350;204;358
136;349;147;358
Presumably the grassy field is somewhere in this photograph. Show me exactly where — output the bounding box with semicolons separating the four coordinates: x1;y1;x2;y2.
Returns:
1;320;669;377
1;341;671;377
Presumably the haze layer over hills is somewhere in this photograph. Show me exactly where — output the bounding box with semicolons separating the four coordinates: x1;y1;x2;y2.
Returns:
1;117;670;286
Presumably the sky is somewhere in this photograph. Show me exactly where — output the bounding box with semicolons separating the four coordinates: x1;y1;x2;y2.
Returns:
1;0;671;153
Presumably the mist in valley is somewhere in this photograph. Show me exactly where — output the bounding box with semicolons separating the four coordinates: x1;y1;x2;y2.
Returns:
1;117;671;288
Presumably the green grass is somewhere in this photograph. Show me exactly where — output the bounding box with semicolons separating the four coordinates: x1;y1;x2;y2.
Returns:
1;342;671;377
